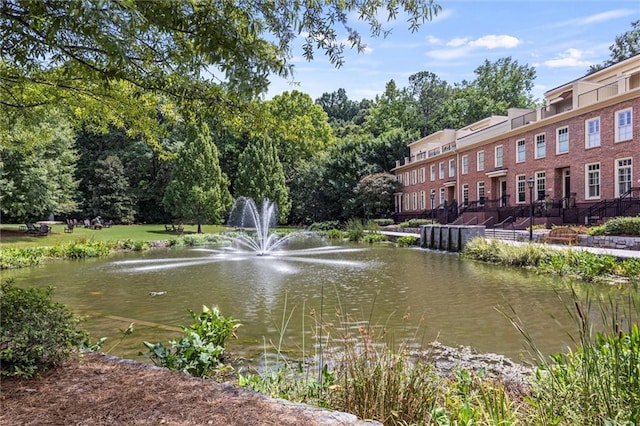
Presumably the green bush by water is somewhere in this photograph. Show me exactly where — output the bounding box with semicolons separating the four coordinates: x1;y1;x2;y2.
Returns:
143;305;240;378
462;238;638;284
588;217;640;236
397;235;419;247
0;280;85;378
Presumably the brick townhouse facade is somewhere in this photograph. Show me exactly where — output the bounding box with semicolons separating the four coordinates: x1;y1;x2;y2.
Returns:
393;55;640;228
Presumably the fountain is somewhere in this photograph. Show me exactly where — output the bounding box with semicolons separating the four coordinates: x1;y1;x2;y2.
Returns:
110;197;364;273
226;197;304;255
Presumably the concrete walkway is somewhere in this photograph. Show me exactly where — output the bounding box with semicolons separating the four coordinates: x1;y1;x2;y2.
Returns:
380;230;640;259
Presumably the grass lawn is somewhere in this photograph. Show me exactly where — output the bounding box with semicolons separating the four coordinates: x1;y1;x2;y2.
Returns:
0;223;229;248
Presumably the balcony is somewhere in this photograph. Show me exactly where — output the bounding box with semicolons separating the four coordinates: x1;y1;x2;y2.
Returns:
577;82;618;108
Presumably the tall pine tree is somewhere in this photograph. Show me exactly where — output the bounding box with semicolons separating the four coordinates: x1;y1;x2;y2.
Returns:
163;122;232;232
234;135;291;224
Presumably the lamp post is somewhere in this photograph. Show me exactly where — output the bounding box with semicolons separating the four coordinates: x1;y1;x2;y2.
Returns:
528;177;535;241
430;193;435;219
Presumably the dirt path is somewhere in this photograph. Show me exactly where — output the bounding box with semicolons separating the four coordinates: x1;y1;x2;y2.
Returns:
0;352;374;426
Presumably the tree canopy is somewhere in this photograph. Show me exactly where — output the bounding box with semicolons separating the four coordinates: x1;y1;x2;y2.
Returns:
589;20;640;73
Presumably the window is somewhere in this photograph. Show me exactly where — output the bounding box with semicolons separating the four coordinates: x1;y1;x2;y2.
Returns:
536;171;546;201
477;151;485;171
397;174;403;185
516;175;526;203
495;145;504;168
477;182;485;205
420;191;426;210
439;188;445;206
412;192;418;210
535;134;546;159
516;139;526;163
449;159;455;177
461;155;469;174
616;158;632;197
462;184;469;206
439;162;445;179
403;193;409;210
615;108;632;142
586;163;600;199
556;127;569;154
419;167;426;183
430;164;436;181
586;117;600;148
430;190;436;209
411;170;417;185
404;172;409;186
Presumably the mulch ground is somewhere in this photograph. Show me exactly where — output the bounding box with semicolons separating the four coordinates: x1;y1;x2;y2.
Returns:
0;352;368;426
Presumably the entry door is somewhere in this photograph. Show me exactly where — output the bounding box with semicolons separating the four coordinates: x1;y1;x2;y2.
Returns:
563;169;570;198
562;169;571;208
499;179;508;207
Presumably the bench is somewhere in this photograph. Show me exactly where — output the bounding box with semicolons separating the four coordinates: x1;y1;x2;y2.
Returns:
543;227;579;245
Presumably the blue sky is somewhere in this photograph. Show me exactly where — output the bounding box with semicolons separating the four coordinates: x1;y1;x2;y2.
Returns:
266;0;639;102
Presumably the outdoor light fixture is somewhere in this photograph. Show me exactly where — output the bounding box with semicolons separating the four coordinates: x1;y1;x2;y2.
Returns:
528;177;535;241
431;193;435;218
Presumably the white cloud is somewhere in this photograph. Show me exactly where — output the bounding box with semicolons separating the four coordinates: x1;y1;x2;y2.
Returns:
431;8;454;23
543;48;592;68
447;37;469;47
469;35;521;49
425;35;441;45
578;9;637;24
425;46;472;61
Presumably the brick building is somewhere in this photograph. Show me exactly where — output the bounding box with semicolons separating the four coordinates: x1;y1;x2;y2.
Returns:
393;55;640;228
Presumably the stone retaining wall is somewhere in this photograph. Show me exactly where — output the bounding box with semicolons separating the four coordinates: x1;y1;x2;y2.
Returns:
578;235;640;251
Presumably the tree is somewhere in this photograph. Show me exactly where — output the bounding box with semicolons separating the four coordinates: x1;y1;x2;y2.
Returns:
315;88;361;126
365;80;422;137
0;109;78;222
407;71;452;136
233;136;291;224
589;20;640;73
260;91;335;178
436;57;537;128
88;156;136;224
354;173;399;219
1;0;441;122
163;122;232;232
472;57;537;109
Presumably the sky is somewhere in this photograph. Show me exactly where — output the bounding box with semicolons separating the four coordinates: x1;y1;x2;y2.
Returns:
266;0;640;102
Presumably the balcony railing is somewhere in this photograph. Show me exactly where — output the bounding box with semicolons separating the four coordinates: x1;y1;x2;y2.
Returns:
577;83;618;108
510;110;537;129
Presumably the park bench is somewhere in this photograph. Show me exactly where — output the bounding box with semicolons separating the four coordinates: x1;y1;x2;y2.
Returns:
543;227;579;245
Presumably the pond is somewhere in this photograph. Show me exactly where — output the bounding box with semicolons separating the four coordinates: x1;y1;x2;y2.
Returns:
7;241;589;366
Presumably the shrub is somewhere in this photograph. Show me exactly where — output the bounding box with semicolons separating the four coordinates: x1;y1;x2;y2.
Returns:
397;236;419;247
143;305;240;377
361;233;388;244
399;219;435;228
371;218;394;227
309;221;342;231
0;280;85;378
598;217;640;236
326;229;345;240
345;218;365;242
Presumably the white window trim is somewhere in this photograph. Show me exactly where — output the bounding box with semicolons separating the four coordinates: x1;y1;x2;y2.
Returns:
615;157;633;197
461;155;469;175
494;145;503;168
516;174;526;204
430;164;436;181
477;151;485;171
439;162;445;179
585;117;601;149
615;108;633;142
516;139;525;163
585;163;601;200
556;126;569;155
449;159;455;178
535;133;546;159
